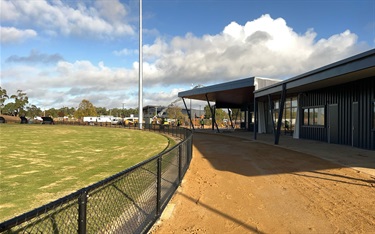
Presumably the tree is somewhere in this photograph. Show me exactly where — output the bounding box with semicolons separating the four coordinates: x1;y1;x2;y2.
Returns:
74;99;97;119
204;105;212;119
96;107;108;116
46;108;58;117
230;108;241;124
10;90;29;116
26;105;42;117
167;105;184;120
203;105;229;125
109;108;123;117
0;87;9;114
215;109;229;125
3;102;17;116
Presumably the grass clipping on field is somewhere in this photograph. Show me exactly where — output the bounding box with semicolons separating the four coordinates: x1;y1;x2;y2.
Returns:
0;124;169;222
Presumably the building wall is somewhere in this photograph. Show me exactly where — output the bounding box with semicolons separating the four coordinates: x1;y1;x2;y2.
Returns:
299;76;375;150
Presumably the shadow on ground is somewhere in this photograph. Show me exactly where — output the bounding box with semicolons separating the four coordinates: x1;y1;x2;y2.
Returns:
193;132;375;182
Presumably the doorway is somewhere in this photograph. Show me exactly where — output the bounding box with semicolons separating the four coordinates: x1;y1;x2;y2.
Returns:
328;104;338;144
352;102;359;147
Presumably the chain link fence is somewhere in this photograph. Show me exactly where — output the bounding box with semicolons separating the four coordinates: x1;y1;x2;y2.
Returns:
0;124;193;234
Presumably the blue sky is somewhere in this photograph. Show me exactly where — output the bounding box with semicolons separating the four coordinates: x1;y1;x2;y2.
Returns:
1;0;374;110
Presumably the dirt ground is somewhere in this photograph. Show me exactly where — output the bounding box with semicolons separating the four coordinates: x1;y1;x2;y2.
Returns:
151;133;375;233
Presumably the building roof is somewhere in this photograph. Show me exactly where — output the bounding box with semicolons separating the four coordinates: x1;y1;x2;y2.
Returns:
254;49;375;99
178;49;375;107
178;77;280;109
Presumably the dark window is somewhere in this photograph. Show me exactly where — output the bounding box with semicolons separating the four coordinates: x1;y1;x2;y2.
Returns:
303;106;325;126
304;109;309;125
373;101;375;130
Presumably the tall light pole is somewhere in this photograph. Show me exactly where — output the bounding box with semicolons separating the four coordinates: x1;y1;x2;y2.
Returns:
138;0;143;129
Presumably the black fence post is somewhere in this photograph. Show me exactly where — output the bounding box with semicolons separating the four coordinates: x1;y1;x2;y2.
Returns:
156;156;162;217
78;191;87;234
178;144;182;182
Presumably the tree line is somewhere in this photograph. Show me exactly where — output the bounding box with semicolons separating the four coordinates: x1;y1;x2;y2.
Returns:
0;87;138;119
0;87;235;123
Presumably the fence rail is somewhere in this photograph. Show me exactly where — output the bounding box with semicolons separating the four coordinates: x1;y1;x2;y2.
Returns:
0;124;193;234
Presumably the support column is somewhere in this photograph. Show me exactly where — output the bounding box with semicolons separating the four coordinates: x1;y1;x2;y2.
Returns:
205;94;220;133
254;99;258;140
182;98;194;130
227;108;234;129
275;83;287;145
268;94;275;134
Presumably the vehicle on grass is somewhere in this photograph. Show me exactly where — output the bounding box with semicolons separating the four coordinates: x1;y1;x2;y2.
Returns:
83;116;123;125
41;116;54;124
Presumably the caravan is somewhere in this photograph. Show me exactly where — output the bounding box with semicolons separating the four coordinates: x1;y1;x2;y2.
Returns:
83;116;122;125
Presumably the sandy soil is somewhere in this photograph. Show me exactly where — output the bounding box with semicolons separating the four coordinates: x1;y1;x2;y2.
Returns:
151;133;375;234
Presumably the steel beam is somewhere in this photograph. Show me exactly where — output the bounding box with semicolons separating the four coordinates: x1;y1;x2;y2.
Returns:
205;94;220;133
182;98;194;130
275;83;287;145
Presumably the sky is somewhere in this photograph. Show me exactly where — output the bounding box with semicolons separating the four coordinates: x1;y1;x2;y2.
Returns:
1;0;374;111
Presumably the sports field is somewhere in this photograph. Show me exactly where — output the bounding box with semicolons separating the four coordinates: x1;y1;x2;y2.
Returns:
0;124;170;222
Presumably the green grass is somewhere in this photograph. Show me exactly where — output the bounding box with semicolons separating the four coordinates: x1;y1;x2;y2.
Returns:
0;124;170;222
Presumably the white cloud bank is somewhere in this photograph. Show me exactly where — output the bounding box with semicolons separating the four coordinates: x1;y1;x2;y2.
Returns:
140;14;367;85
0;0;134;39
0;27;37;44
1;14;370;109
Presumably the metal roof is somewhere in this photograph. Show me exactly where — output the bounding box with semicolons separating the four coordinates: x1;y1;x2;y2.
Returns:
254;49;375;99
177;49;375;108
178;77;280;108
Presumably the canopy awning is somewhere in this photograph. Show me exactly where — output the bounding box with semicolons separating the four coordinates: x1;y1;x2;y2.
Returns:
178;77;281;109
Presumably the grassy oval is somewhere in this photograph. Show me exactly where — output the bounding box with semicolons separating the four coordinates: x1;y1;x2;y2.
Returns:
0;124;169;222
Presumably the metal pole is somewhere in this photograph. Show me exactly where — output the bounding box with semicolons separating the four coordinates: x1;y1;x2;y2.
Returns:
254;98;258;140
190;99;192;129
138;0;143;129
182;98;195;130
205;94;220;133
156;156;162;216
78;191;87;234
275;84;287;145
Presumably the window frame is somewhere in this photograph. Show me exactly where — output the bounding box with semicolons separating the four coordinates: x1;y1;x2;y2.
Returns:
302;105;325;127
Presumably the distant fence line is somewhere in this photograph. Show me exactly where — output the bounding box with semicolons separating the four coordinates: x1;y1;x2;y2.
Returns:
0;124;193;234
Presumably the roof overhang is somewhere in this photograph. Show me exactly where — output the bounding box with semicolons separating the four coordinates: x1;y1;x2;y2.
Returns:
254;49;375;99
178;77;280;108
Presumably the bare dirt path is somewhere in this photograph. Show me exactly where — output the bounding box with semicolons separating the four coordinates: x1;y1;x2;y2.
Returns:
151;133;375;233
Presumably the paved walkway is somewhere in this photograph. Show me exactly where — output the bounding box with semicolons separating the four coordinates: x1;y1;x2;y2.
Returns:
196;129;375;177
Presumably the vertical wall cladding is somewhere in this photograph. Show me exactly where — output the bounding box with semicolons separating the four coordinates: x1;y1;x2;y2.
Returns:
299;89;327;142
299;76;375;150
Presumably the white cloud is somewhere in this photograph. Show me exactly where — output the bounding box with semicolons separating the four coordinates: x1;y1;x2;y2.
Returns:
0;0;134;39
6;50;64;64
138;14;368;84
113;48;138;56
1;14;370;109
143;88;182;105
94;0;127;24
0;27;37;44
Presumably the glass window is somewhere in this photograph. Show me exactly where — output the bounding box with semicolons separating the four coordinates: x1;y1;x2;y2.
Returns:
291;97;298;107
309;109;315;125
373;101;375;130
316;107;325;125
274;112;279;122
291;107;297;129
303;106;325;126
304;109;309;125
285;99;291;108
274;100;279;110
